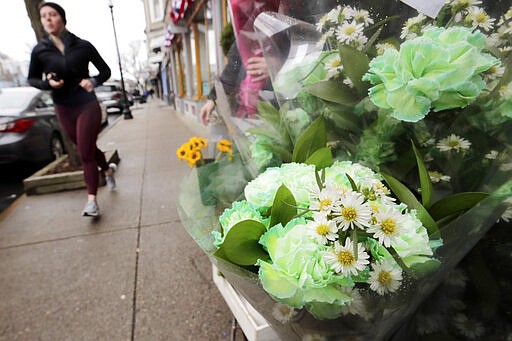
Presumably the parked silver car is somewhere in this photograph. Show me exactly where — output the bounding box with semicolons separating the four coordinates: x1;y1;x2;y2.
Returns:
0;87;107;165
95;82;134;112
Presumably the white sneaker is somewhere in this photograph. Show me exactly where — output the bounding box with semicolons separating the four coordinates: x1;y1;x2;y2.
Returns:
82;200;99;217
106;163;117;190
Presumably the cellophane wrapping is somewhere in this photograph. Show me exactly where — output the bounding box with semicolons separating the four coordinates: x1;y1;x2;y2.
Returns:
178;1;512;340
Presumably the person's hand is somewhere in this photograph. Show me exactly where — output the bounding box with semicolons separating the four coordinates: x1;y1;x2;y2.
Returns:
79;79;94;92
47;72;64;89
199;99;216;126
246;56;269;82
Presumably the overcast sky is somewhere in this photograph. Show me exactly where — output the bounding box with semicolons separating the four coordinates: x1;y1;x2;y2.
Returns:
0;0;148;79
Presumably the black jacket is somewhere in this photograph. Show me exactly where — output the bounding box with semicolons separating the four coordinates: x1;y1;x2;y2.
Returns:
27;30;111;106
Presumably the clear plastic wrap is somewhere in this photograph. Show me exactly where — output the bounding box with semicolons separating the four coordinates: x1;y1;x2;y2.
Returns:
178;1;512;340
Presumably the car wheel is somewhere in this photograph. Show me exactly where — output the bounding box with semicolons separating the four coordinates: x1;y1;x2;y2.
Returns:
50;134;65;160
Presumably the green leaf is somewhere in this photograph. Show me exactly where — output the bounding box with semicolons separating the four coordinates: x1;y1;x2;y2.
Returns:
410;259;441;278
269;184;297;228
247;127;278;140
305;80;358;106
220;220;268;266
267;144;293;163
381;172;439;236
363;26;383;54
345;173;358;192
292;117;327;163
429;192;489;221
305;147;333;170
314;169;323;191
412;142;433;209
257;101;280;126
339;46;370;94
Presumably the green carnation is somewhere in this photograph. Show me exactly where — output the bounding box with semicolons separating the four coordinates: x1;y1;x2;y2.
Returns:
244;163;316;208
213;200;267;247
258;219;353;319
249;135;281;171
363;26;499;122
325;161;382;188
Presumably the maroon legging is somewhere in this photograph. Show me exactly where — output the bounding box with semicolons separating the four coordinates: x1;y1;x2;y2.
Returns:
55;100;108;195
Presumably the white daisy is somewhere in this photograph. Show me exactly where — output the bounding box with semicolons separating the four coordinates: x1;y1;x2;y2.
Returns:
340;287;368;318
309;185;339;213
325;55;343;79
450;0;482;12
500;45;512;53
353;9;374;27
307;212;339;244
400;13;427;40
484;150;498;159
332;191;372;230
326;6;342;23
335;20;365;45
453;313;485;339
375;42;396;55
340;6;356;21
428;170;451;183
484;65;505;81
343;77;355;88
317;29;335;48
437;134;471;152
370;180;394;202
505;7;512;20
367;206;405;247
271;303;298;324
467;7;495;31
324;238;369;276
316;15;328;31
368;260;403;295
486;33;503;49
499;82;512;97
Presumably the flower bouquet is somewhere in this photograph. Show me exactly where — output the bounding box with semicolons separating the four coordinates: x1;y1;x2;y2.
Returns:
176;137;242;206
177;0;512;339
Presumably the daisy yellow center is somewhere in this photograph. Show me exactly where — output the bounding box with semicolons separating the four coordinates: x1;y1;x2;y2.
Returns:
448;139;461;148
319;199;332;211
344;26;356;35
488;66;497;73
378;271;392;285
337;250;355;266
331;59;341;68
342;207;357;222
316;224;330;236
380;218;397;235
370;215;378;225
476;13;488;23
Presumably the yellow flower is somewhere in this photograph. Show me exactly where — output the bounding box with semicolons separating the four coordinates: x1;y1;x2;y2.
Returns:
217;139;233;153
197;137;208;148
185;142;196;151
187;149;202;167
188;137;202;149
176;146;188;160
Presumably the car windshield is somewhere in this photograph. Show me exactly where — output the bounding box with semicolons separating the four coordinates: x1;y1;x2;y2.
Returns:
0;88;38;111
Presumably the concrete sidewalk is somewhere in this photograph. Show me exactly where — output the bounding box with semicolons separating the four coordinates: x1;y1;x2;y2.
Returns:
0;100;235;340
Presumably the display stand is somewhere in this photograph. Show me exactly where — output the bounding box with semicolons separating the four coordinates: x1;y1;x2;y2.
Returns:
212;264;281;341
